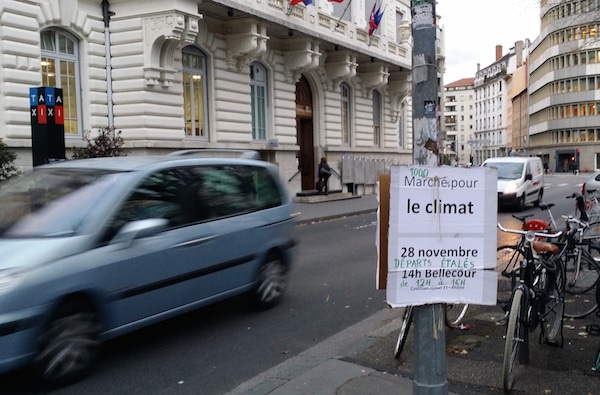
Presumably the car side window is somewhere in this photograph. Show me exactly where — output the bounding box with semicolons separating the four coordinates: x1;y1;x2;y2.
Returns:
188;165;282;221
253;167;282;209
103;169;189;242
102;164;284;239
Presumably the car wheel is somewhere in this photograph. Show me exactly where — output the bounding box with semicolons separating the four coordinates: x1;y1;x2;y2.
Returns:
515;194;526;211
534;190;543;207
253;254;287;309
34;301;101;388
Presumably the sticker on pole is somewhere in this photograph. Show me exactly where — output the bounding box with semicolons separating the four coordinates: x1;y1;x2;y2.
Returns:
386;165;498;307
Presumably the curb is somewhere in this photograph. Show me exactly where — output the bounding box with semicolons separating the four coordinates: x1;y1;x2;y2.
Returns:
296;208;378;225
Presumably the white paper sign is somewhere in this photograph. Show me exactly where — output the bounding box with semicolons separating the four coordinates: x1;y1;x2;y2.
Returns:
386;165;498;307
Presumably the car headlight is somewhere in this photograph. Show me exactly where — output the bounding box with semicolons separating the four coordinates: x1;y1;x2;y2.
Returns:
504;181;519;194
0;268;26;295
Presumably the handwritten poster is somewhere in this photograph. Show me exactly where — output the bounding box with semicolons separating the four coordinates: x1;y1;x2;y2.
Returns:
386;165;498;307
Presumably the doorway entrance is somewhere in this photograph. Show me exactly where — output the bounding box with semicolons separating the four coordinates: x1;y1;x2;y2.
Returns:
295;75;315;191
556;149;578;173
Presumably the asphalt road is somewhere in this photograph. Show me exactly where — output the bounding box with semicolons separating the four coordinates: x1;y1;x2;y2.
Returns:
0;214;387;394
2;173;597;394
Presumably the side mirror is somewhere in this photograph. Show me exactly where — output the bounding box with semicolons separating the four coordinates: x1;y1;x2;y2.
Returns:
111;218;168;247
525;173;532;181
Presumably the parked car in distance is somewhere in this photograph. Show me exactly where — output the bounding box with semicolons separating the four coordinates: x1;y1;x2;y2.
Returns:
0;153;297;387
481;156;545;211
582;171;600;199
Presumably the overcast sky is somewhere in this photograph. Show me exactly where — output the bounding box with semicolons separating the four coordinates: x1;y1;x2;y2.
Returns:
436;0;541;84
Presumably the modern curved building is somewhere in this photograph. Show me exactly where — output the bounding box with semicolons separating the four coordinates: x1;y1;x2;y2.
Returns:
529;0;600;173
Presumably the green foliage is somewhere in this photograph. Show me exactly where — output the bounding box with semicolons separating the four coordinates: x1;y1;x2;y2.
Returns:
442;154;453;166
0;139;19;181
72;127;128;159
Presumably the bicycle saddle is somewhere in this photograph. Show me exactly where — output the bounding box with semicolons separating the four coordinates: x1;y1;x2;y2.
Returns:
532;240;559;255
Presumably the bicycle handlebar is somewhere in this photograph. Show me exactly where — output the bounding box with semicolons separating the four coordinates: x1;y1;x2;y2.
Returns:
497;222;563;239
562;215;586;226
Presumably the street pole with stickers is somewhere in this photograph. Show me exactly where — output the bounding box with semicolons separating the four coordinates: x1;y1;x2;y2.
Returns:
411;1;446;393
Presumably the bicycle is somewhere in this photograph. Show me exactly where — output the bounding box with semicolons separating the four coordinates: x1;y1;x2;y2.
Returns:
393;303;469;359
581;186;600;225
557;214;600;318
497;223;565;392
496;196;600;319
496;203;561;311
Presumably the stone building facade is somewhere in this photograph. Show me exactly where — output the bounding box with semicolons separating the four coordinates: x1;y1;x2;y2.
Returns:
472;42;527;165
443;78;475;166
0;0;415;195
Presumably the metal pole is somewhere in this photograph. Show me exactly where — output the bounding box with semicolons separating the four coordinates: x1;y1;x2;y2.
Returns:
102;0;115;128
411;0;439;167
410;1;447;393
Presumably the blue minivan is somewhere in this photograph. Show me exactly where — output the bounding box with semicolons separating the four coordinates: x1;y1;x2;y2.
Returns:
0;153;297;386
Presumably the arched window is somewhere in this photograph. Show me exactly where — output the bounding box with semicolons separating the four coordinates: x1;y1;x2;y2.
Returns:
340;82;352;145
372;90;382;146
250;62;269;140
40;29;81;135
182;46;208;139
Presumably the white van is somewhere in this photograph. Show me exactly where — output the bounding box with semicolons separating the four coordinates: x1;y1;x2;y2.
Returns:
482;156;545;211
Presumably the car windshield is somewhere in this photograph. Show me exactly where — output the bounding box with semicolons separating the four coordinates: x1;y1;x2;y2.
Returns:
483;162;525;180
0;168;121;237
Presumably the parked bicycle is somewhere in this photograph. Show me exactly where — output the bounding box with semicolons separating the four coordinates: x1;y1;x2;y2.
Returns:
496;203;560;311
497;223;565;392
393;303;469;359
557;214;600;318
581;186;600;226
496;195;600;319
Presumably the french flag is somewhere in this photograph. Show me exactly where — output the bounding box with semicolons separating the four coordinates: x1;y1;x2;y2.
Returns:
368;2;384;36
290;0;313;6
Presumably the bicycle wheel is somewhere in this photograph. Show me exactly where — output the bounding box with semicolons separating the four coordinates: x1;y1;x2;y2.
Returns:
542;264;565;343
564;293;598;318
563;250;600;318
503;287;526;392
394;306;413;359
564;249;600;295
497;245;524;304
444;304;468;328
582;222;600;257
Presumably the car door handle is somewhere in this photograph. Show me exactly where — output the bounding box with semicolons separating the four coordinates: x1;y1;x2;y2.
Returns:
174;235;217;248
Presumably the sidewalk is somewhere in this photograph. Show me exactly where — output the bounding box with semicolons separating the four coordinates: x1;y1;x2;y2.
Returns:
293;193;379;225
227;194;460;395
225;173;600;395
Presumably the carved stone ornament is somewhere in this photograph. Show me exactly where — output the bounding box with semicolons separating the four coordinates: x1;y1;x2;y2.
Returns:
143;11;202;87
283;38;322;82
360;63;390;92
388;70;411;100
324;51;357;86
398;20;411;44
225;19;269;71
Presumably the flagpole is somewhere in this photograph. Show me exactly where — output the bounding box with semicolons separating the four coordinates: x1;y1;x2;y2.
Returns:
335;0;353;27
